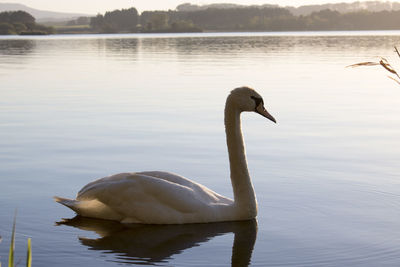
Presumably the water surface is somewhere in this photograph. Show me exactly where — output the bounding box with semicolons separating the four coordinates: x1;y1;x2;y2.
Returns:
1;31;400;266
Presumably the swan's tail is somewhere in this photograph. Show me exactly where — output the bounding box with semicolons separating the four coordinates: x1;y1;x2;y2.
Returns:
54;196;80;213
54;196;121;221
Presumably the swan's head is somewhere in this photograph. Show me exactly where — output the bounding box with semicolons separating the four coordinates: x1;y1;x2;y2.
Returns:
228;87;276;123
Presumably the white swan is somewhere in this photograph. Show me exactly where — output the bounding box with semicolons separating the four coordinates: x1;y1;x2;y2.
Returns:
54;87;276;224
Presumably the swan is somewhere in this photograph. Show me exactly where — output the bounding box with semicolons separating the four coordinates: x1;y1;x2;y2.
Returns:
54;87;276;224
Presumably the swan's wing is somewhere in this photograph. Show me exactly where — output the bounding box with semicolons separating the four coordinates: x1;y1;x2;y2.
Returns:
77;172;131;197
76;172;232;223
78;171;229;204
136;171;232;203
78;172;196;197
136;171;199;187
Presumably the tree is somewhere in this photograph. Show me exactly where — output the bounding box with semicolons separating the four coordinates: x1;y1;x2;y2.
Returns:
142;12;168;31
104;8;139;32
12;22;27;32
90;14;104;30
9;11;35;24
170;20;201;32
0;22;15;34
0;10;51;35
76;17;90;25
90;8;139;33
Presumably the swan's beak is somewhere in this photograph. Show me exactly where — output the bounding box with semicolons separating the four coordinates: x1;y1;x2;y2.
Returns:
256;105;276;123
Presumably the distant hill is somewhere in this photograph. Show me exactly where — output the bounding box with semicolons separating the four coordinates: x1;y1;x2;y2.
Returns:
3;1;400;26
177;3;279;12
176;3;279;11
0;3;91;22
286;1;400;16
177;1;400;16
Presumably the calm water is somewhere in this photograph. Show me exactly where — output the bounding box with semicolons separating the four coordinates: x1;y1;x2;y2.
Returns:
1;31;400;266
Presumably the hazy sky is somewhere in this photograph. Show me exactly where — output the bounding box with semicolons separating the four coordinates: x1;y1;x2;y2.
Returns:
2;0;399;14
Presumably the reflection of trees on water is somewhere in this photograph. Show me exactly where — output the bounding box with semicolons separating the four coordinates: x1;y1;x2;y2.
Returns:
101;38;139;58
0;39;35;56
2;34;400;62
56;216;257;266
138;34;400;58
36;38;139;60
0;38;140;60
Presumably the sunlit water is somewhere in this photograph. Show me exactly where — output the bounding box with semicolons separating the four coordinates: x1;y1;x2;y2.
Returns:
1;31;400;266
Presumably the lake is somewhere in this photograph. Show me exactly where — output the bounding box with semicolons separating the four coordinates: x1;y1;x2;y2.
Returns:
1;31;400;266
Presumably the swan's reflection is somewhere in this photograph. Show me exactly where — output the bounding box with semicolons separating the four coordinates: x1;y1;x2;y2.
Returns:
56;216;257;266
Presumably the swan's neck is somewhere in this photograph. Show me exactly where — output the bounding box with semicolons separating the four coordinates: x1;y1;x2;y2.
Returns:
225;99;257;218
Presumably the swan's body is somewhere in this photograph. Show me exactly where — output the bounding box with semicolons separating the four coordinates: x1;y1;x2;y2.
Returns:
55;87;276;224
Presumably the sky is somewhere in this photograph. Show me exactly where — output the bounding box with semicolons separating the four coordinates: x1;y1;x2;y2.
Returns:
1;0;399;14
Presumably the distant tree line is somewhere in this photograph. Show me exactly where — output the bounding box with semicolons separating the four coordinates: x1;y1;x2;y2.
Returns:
293;9;400;31
88;6;400;33
164;7;293;31
3;6;400;35
90;8;140;33
66;16;90;26
0;10;53;35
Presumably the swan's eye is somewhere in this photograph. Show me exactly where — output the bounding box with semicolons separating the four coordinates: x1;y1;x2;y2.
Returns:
250;96;263;110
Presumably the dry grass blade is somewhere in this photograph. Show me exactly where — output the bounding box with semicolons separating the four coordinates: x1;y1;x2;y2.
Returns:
379;58;397;74
346;62;380;68
380;58;400;79
387;75;400;85
349;47;400;85
394;46;400;58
